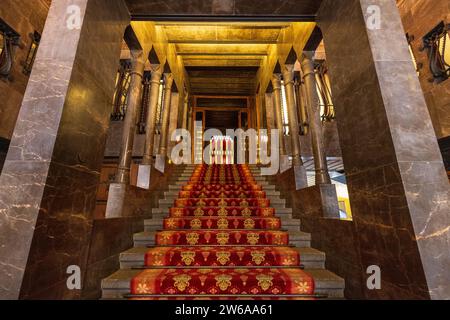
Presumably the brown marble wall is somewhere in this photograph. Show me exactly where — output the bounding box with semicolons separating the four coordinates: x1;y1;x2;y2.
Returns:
95;161;179;218
317;0;450;299
0;0;130;299
397;0;450;139
268;169;364;298
0;0;50;140
82;216;143;299
85;163;179;298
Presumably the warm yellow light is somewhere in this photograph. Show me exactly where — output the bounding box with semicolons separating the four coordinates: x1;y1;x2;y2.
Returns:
280;80;289;135
408;43;419;75
0;33;4;57
439;32;450;67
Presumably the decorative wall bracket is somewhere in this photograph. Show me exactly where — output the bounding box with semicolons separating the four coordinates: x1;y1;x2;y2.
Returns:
0;18;21;80
422;21;450;83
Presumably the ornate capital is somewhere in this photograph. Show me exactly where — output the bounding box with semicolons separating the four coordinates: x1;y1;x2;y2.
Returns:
150;64;163;83
164;73;174;90
300;54;315;78
271;74;282;90
282;65;295;85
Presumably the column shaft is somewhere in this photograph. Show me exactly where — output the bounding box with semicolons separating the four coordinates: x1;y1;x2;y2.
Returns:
301;54;331;185
116;51;145;184
271;75;286;156
159;74;174;157
142;68;163;165
283;67;303;167
182;94;189;130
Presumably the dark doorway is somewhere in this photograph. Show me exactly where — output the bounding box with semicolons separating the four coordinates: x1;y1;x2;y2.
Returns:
205;110;239;133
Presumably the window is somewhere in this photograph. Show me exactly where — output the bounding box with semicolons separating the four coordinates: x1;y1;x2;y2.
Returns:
423;21;450;83
111;60;132;121
23;31;41;75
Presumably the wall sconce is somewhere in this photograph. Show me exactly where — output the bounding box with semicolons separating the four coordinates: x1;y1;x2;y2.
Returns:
422;21;450;83
314;60;335;123
111;59;132;121
0;18;21;80
22;31;41;75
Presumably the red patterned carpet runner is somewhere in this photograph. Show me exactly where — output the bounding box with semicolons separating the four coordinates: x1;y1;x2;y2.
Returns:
130;165;315;299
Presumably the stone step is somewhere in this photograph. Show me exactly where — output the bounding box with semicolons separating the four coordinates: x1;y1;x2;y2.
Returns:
175;174;266;179
119;246;325;269
168;184;277;192
143;217;300;232
156;203;287;211
169;181;280;191
101;268;344;300
173;181;270;186
175;177;268;183
275;207;293;214
150;211;293;221
151;206;291;215
168;185;185;191
164;192;282;201
134;230;309;248
289;230;311;248
159;197;286;206
163;191;284;199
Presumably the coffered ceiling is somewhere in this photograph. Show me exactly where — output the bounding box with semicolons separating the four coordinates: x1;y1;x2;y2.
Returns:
157;22;290;95
158;22;288;68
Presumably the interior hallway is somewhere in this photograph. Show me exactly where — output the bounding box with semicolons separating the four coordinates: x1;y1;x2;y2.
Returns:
0;0;449;300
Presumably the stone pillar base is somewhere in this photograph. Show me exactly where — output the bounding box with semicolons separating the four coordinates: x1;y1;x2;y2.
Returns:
105;183;127;218
155;154;165;173
295;184;340;219
280;155;291;173
293;165;308;190
136;164;152;190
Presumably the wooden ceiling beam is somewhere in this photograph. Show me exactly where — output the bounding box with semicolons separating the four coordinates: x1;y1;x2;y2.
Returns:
169;40;278;45
183;60;262;67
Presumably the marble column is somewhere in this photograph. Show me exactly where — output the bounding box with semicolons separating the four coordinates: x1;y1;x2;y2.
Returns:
182;94;189;130
142;66;163;165
300;53;331;185
283;66;308;189
137;66;162;188
187;108;193;132
0;0;129;299
106;50;146;219
115;50;146;184
264;93;275;153
271;74;286;156
319;0;450;299
168;92;180;156
264;93;275;132
159;74;174;158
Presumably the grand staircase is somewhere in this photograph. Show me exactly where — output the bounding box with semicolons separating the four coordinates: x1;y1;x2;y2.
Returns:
102;164;345;299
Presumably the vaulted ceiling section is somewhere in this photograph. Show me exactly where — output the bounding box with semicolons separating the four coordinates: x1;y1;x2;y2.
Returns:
155;22;292;96
124;1;321;97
